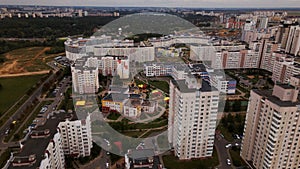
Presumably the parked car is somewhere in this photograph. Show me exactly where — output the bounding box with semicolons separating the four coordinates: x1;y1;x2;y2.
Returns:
227;158;231;165
225;144;232;148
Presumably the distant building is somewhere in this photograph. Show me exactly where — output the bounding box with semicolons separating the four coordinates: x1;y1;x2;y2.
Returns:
211;49;260;69
271;56;300;83
285;25;300;56
65;36;155;63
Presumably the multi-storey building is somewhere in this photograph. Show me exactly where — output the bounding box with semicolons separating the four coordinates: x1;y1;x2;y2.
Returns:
211;49;260;69
144;63;173;77
57;115;93;157
285;25;300;56
65;36;133;62
271;56;300;84
168;75;219;160
241;76;300;169
210;72;236;94
71;60;99;94
39;133;65;169
93;46;155;63
9;110;74;169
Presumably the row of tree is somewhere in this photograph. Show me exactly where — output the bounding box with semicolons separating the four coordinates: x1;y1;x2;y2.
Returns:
0;16;116;39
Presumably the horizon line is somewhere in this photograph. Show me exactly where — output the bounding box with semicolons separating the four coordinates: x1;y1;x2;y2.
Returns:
0;4;300;10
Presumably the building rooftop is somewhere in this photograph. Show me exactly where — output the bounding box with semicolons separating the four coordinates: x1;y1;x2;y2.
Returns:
128;149;155;159
102;93;128;102
172;78;217;93
253;89;299;107
127;149;161;169
276;84;295;89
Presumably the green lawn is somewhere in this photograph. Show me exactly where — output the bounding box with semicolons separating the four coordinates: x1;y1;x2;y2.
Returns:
163;148;219;169
0;75;43;115
107;113;121;120
148;80;169;93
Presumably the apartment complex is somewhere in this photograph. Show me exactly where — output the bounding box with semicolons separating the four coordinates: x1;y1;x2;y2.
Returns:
241;76;300;169
65;36;154;63
58;115;93;157
168;75;219;160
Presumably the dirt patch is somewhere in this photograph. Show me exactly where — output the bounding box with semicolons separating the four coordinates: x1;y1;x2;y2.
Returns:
0;70;50;78
0;60;25;74
0;47;54;76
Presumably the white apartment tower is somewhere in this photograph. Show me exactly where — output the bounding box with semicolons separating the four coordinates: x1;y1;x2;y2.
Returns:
285;25;300;56
241;76;300;169
71;63;99;94
39;133;65;169
168;75;219;160
58;115;93;157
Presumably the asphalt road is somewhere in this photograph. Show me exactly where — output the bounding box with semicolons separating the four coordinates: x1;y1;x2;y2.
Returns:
215;134;234;169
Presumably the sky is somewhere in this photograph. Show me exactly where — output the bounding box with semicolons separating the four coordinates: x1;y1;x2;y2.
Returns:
0;0;299;8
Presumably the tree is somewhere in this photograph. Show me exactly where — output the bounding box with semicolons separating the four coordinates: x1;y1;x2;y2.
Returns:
232;101;242;112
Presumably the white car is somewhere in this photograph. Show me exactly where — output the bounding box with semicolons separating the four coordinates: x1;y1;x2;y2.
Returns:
225;144;232;148
227;158;231;165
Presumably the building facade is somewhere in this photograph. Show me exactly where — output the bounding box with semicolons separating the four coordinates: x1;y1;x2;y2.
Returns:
58;115;93;157
168;75;219;160
241;77;300;169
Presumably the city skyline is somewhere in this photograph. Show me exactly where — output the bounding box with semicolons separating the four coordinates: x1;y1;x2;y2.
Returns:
0;0;300;8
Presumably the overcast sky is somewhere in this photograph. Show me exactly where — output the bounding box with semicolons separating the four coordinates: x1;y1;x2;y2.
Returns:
0;0;299;8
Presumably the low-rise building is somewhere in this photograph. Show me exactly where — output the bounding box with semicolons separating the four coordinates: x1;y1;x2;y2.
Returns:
125;149;161;169
210;72;236;94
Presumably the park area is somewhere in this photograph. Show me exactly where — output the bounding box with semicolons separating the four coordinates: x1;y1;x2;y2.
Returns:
0;75;44;115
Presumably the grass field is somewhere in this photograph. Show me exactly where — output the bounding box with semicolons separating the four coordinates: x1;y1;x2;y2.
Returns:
0;75;43;115
163;148;219;169
148;80;169;93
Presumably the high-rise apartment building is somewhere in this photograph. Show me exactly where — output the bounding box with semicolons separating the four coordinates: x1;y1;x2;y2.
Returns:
71;58;99;94
271;57;300;84
285;25;300;56
39;133;65;169
168;75;219;160
58;115;93;157
241;76;300;169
